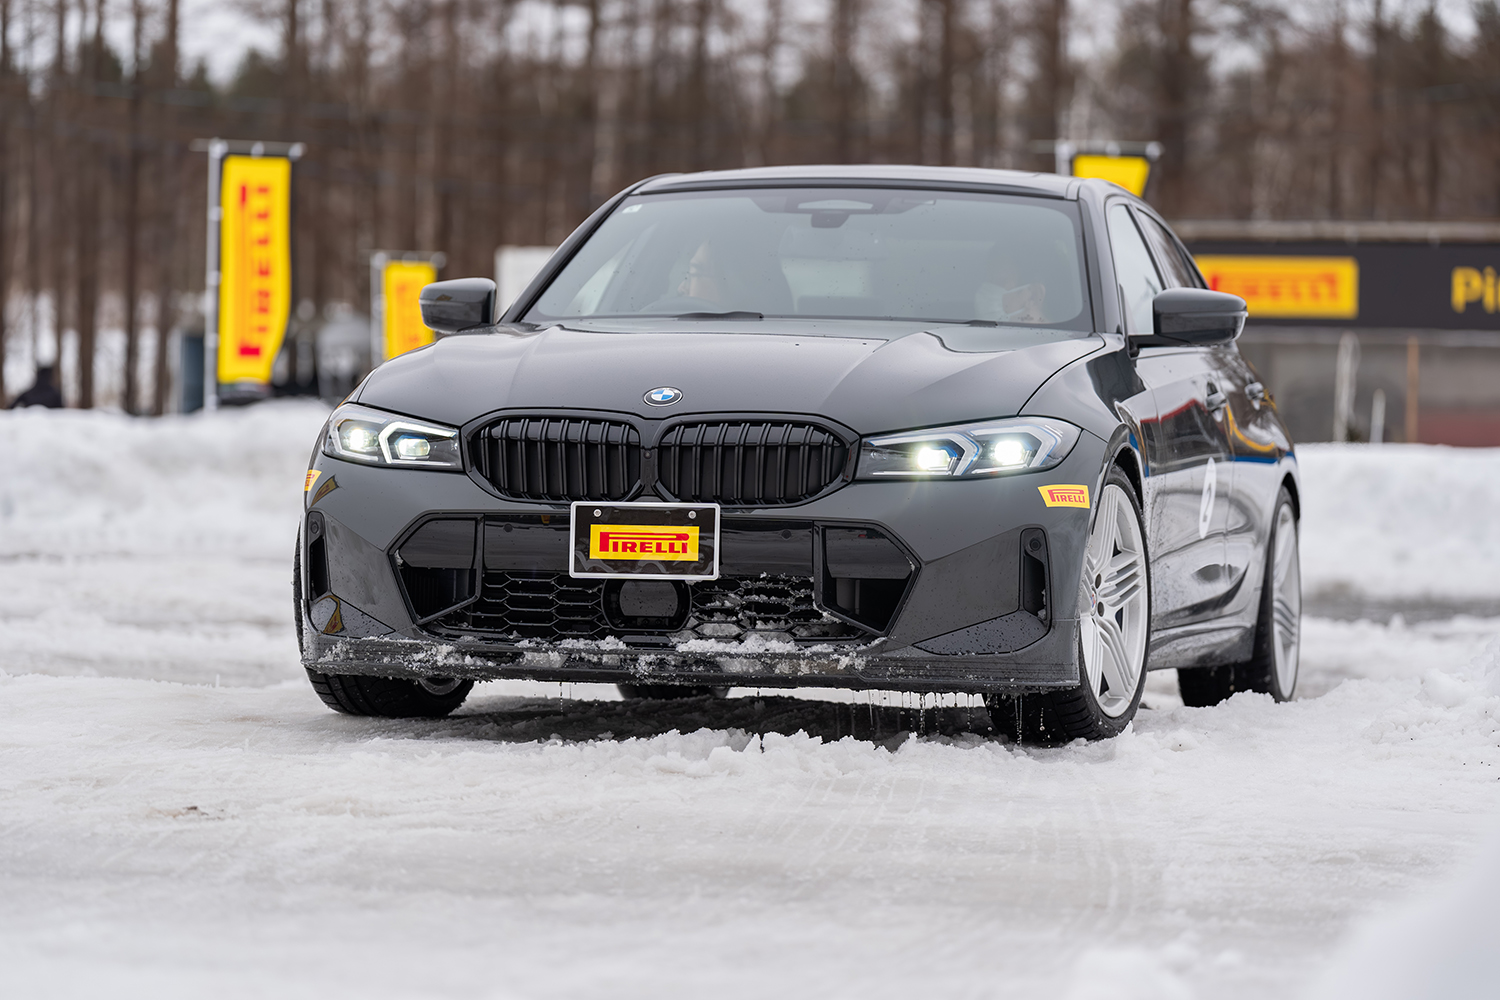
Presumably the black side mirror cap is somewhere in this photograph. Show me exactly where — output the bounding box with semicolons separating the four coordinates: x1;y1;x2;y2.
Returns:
1145;288;1247;346
419;278;498;335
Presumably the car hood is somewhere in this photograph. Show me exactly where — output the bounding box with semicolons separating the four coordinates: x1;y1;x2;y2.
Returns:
356;321;1104;435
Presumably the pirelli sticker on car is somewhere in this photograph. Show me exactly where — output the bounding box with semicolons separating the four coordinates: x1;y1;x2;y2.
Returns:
1039;484;1091;508
304;470;321;492
589;524;699;561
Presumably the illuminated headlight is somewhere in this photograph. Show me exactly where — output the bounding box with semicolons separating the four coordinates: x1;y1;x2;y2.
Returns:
856;417;1080;479
323;403;462;470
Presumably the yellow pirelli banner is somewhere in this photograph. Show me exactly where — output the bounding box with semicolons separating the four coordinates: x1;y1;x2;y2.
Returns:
1195;255;1360;320
217;156;293;384
382;260;438;359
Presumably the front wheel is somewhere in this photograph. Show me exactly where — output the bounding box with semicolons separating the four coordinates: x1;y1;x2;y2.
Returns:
305;669;474;718
989;466;1151;743
295;533;473;718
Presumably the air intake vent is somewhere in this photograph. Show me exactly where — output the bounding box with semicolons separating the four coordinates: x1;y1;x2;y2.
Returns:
657;421;849;506
478;417;641;502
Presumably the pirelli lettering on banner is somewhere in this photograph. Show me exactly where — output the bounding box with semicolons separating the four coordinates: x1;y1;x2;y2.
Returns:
589;524;700;561
1039;484;1091;509
1194;255;1359;320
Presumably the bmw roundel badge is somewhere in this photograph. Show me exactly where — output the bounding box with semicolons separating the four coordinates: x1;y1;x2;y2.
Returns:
645;386;683;406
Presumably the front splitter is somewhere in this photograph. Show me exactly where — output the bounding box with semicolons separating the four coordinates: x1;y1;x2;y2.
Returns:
301;623;1081;696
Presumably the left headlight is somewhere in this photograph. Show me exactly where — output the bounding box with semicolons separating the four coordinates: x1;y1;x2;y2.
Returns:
856;417;1080;479
322;403;462;470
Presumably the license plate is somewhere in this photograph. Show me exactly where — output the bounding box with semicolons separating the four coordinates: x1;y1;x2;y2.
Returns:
569;502;721;580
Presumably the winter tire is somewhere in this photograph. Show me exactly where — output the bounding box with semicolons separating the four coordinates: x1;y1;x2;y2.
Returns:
988;465;1151;743
295;533;473;718
303;668;474;718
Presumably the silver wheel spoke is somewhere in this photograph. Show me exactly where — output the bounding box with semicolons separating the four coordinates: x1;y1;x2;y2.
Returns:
1275;524;1296;578
1079;615;1103;689
1086;492;1117;579
1098;553;1144;606
1273;595;1299;638
1095;615;1132;696
1078;482;1149;719
1269;503;1301;698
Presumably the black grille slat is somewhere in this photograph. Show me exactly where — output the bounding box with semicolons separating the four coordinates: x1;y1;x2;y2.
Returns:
658;420;847;506
481;417;641;502
479;415;845;506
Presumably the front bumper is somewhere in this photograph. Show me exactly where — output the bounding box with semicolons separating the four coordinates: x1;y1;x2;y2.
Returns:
298;431;1107;694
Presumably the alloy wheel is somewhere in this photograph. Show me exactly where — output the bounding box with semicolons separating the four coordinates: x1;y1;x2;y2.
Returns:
1270;502;1301;697
1079;482;1150;718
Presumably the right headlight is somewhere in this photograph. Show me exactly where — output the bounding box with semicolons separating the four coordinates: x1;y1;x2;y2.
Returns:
856;416;1080;479
322;403;463;470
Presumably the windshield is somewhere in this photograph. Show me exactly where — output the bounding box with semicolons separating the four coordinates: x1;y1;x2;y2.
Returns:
525;187;1092;330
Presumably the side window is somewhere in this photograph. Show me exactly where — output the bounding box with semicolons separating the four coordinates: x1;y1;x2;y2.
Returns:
1105;202;1162;334
1137;213;1203;289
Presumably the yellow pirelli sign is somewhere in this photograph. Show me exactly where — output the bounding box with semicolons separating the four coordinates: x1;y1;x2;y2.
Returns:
217;156;293;384
589;525;699;561
382;259;438;359
1072;155;1152;197
1195;255;1359;320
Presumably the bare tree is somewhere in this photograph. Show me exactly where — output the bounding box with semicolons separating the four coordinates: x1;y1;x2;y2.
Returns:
120;0;145;412
1023;0;1069;169
0;0;12;403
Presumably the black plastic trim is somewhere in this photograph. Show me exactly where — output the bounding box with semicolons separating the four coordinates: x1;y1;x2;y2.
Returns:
388;512;485;625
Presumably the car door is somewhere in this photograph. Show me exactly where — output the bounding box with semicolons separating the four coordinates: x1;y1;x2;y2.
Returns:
1104;201;1234;629
1135;209;1281;626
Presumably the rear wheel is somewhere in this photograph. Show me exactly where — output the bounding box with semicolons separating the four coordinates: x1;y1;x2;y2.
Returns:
1177;486;1300;706
988;466;1151;743
295;533;473;718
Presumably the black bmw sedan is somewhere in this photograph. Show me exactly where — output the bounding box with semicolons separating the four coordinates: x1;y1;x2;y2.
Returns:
297;165;1301;741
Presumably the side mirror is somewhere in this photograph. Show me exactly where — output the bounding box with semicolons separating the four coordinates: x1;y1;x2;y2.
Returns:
1149;288;1247;346
419;278;498;335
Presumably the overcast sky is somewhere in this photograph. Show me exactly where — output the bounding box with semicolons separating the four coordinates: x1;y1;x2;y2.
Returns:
12;0;1488;88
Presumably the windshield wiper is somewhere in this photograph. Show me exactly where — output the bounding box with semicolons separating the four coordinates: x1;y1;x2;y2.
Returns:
674;311;764;321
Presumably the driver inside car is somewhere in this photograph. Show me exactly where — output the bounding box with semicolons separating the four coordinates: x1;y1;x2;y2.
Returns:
677;241;725;302
975;246;1048;324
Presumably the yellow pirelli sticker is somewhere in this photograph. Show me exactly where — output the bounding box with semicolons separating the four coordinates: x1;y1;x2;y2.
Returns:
1039;484;1091;508
304;470;321;492
589;524;699;561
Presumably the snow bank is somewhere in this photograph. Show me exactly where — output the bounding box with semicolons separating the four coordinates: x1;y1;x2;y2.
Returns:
0;399;326;558
1298;443;1500;606
0;401;327;685
1311;831;1500;1000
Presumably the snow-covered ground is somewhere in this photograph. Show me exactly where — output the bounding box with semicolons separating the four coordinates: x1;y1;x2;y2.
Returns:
1;403;1498;999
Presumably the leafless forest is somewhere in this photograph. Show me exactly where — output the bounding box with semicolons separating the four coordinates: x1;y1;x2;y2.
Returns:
3;0;1500;409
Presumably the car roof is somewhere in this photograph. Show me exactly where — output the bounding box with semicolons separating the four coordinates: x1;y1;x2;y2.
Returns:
633;164;1080;199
